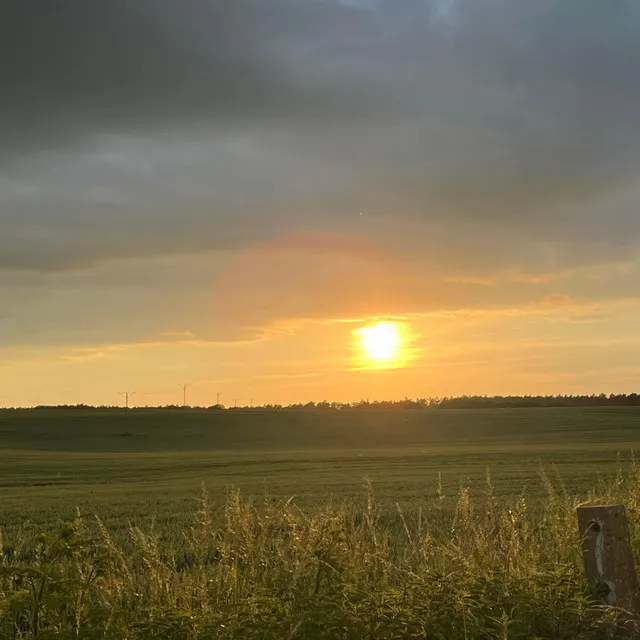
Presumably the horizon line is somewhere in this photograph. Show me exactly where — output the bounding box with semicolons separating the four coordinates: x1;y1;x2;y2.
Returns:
2;392;639;411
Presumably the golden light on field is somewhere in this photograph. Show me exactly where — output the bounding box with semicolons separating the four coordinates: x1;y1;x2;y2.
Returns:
353;321;413;370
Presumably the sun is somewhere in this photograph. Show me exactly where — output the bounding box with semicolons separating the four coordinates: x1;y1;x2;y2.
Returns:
357;322;401;361
353;321;408;369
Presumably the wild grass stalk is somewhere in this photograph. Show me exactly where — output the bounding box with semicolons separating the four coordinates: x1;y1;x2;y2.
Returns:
1;465;639;639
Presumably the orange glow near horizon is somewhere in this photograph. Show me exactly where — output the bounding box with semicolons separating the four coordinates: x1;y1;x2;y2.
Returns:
353;321;413;370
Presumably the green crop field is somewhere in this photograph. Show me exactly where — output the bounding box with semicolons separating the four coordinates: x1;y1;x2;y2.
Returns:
0;406;639;538
2;407;640;638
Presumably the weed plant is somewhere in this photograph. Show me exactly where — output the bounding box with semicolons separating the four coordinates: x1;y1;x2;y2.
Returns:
2;463;640;639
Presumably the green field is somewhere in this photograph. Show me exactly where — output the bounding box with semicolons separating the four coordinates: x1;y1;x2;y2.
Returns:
2;407;640;638
1;406;639;537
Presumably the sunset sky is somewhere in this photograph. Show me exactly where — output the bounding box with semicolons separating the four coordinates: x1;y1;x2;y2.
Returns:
3;0;640;407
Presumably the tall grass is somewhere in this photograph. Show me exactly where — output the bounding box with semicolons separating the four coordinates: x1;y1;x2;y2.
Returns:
3;463;640;639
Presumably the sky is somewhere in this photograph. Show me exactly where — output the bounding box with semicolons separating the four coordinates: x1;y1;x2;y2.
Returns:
2;0;640;407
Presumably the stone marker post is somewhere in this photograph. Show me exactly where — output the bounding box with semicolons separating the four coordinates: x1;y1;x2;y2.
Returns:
577;504;640;625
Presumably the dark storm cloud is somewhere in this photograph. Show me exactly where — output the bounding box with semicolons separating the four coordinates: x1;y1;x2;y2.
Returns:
3;0;640;272
0;0;378;157
5;0;639;159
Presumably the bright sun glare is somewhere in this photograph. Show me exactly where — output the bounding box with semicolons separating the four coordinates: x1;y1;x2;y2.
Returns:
354;321;409;369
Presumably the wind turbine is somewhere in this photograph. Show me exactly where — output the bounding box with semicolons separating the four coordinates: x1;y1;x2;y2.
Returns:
179;383;192;408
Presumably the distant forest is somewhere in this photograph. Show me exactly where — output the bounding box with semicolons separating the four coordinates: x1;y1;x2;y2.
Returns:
5;394;640;411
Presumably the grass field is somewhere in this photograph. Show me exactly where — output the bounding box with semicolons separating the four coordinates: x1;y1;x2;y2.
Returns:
2;407;640;638
1;407;639;538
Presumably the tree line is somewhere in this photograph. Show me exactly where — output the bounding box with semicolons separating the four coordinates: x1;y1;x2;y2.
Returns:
5;393;640;411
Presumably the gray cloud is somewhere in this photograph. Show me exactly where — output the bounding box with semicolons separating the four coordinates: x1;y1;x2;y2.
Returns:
3;0;640;273
0;0;381;159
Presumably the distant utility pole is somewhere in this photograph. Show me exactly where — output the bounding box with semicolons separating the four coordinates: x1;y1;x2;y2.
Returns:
179;383;192;408
118;391;136;416
216;392;221;406
250;398;253;408
233;398;239;408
